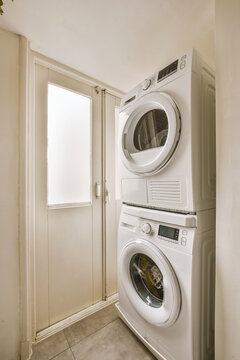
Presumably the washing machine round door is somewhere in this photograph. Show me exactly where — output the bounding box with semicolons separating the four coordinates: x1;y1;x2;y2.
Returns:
119;239;181;327
120;92;181;175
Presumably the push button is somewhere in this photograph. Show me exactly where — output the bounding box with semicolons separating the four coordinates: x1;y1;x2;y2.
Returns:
182;230;188;235
180;61;186;69
181;237;187;246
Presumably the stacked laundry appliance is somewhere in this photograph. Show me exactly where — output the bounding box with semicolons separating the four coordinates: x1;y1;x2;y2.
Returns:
116;49;215;360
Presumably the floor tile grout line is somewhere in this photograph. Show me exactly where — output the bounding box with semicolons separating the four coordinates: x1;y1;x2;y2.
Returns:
63;329;71;349
69;317;156;360
41;315;155;360
49;347;71;360
64;330;77;360
69;346;76;360
69;316;119;348
47;330;71;360
68;316;119;349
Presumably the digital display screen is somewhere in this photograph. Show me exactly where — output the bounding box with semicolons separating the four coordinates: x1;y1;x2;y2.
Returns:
157;60;178;82
158;225;179;241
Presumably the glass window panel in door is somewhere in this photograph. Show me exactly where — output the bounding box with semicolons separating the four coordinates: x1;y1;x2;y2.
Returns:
47;84;91;206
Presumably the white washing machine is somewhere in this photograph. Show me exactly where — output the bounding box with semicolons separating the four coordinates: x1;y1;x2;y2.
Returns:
119;49;215;213
116;204;215;360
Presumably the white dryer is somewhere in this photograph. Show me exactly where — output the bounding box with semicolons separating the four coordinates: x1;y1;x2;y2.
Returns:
116;204;215;360
119;49;215;213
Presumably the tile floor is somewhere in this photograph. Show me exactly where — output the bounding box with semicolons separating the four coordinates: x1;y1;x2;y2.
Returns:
32;303;156;360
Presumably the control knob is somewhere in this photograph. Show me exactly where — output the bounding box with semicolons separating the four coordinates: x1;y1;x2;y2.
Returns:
141;223;152;234
142;78;151;90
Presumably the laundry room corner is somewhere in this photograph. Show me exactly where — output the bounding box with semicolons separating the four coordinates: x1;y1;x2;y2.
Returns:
215;0;240;359
0;0;240;359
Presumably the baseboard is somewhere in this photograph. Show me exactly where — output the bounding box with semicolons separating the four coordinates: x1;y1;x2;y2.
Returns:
35;293;118;343
20;340;32;360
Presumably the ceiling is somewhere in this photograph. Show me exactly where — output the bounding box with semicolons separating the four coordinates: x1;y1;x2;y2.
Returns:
0;0;215;92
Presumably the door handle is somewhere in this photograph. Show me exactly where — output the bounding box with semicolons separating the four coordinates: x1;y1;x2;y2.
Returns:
105;187;111;204
95;182;101;199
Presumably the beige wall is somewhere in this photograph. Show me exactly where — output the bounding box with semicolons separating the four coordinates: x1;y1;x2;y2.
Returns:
215;1;240;359
0;28;20;359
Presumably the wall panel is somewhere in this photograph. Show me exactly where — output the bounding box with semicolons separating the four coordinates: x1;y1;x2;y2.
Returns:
0;28;20;360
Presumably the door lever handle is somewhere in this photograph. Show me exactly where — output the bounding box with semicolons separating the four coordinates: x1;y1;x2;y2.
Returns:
105;187;111;204
95;182;101;199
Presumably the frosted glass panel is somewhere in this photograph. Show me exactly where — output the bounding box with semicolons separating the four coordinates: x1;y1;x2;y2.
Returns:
48;84;91;206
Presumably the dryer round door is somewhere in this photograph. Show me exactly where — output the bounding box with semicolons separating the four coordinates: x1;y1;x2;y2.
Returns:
120;92;181;175
119;239;181;327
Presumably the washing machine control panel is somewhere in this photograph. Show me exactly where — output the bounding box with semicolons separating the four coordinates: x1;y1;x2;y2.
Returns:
137;219;195;254
158;224;179;241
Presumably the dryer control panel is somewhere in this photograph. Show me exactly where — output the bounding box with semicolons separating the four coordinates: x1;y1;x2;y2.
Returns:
157;60;178;82
120;49;195;110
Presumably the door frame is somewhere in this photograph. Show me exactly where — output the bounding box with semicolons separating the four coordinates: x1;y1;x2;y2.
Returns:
19;39;124;359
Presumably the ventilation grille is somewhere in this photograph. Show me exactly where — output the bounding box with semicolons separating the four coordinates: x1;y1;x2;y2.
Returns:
150;180;181;203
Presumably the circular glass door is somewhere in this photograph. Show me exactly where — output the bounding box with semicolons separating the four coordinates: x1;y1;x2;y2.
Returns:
133;109;168;152
119;239;181;327
130;253;164;308
120;92;181;175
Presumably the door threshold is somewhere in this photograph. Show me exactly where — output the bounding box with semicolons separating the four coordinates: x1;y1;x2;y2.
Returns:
35;293;118;343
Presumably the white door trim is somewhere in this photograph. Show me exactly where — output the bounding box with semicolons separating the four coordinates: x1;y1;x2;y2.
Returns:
19;36;34;360
32;51;124;98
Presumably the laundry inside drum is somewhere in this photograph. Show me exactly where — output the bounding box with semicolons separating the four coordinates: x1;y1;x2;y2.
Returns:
133;109;168;153
130;253;164;308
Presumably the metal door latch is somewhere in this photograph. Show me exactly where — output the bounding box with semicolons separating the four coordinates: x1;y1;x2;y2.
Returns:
95;182;101;198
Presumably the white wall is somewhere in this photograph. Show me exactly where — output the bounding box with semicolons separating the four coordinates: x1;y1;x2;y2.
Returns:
0;28;20;360
215;1;240;359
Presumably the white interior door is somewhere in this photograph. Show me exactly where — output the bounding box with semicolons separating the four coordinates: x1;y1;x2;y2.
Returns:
34;64;102;331
105;92;121;297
